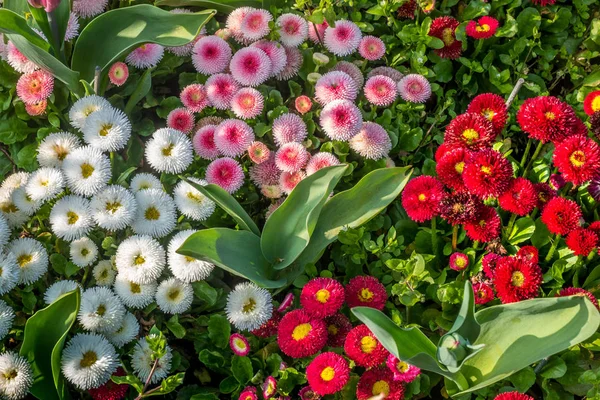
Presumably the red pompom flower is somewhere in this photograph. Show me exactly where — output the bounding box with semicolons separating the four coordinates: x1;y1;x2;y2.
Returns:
498;178;537;216
356;366;405;400
494;392;534;400
277;309;327;358
401;176;445;223
473;282;494;305
466;93;508;134
436;148;470;192
533;182;556;212
516;96;579;143
444;113;495;151
345;276;388;310
438;191;481;226
493;256;542;303
464;205;501;242
558;287;599;310
565;228;598;256
428;16;462;59
344;325;389;368
463;149;513;199
517;246;539;264
300;277;345;318
324;313;353;347
541;197;582;236
553;135;600;185
306;352;350;396
465;16;499;39
584;91;600;116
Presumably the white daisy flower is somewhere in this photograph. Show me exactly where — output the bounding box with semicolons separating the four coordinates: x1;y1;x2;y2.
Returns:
173;178;216;222
131;335;172;384
145;128;193;174
43;280;81;305
0;213;9;249
78;287;125;333
155;278;193;315
113;274;157;309
105;312;139;347
130;173;163;193
0;191;27;228
82;107;132;152
131;189;176;238
49;195;93;241
0;252;18;295
168;230;214;283
62;146;111;197
69;237;98;268
11;188;42;216
115;235;165;284
225;282;273;331
24;167;65;202
0;352;33;400
89;185;137;231
92;260;116;286
69;95;112;130
37;132;81;168
61;333;119;390
0;172;29;192
7;238;48;285
0;300;14;340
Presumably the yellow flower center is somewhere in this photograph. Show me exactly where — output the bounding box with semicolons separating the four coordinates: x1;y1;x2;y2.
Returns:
134;255;146;265
360;335;377;354
52;144;69;161
462;128;479;143
455;161;465;174
234;338;247;349
17;254;32;267
242;298;256;313
168;289;180;301
545;111;556;120
441;28;455;46
67;211;79;225
372;380;390;396
130;282;141;294
397;361;409;373
511;271;525;287
99;124;113;137
418;193;426;201
328;324;338;335
187;191;204;203
320;366;335;382
454;257;467;268
81;248;89;257
292;323;312;341
97;304;106;316
358;288;374;303
80;351;98;368
3;369;18;380
145;206;160;221
592;96;600;112
569;150;586;168
482;109;496;121
476;24;490;32
105;201;121;213
1;203;18;213
184;256;195;263
481;165;492;174
162;144;174;157
80;163;94;178
315;289;331;303
83;106;97;116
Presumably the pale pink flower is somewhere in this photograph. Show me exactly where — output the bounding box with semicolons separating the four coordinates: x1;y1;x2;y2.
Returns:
192;125;220;160
214;119;255;157
280;170;305;194
277;14;308;47
230;47;272;87
332;61;364;88
315;71;359;105
6;42;38;74
349;122;392;160
231;88;264;119
306;153;340;175
250;154;280;187
358;36;386;60
272;114;307;146
25;100;48;116
16;70;54;105
180;84;210;113
205;74;240;110
248;141;270;164
295;96;312;114
398;74;432;103
125;43;164;69
275;46;303;81
205;157;245;193
108;62;129;87
240;9;273;42
364;75;397;106
251;40;287;77
192;35;232;75
323;20;362;56
73;0;108;18
319;99;362;141
167;108;195;134
226;7;253;43
308;21;328;43
275;142;310;173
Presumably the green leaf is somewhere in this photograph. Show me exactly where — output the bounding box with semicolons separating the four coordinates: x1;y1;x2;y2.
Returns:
461;0;491;21
207;314;230;349
530;218;551;248
15;143;38;171
20;290;81;400
182;179;260;236
166;315;186;339
178;228;285;288
72;5;215;82
540;357;567;379
192;281;218;307
509;367;536;393
124;68;152;114
231;356;253;384
582;71;600;88
508;217;535;245
198;349;225;369
154;0;262;14
262;165;348;270
516;8;541;37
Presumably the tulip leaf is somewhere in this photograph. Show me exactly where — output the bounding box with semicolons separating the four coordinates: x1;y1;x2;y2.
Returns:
154;0;262;14
72;5;215;82
445;281;480;343
261;165;348;270
177;228;284;288
19;290;81;400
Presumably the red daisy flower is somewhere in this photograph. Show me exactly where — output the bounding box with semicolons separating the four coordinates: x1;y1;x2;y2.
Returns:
493;256;542;303
584;91;600;116
262;376;277;399
498;178;537;216
300;278;345;318
344;325;389;368
434;142;454;161
436;148;470;192
466;93;508;134
473;282;494;305
591;112;600;141
428;16;462;59
464;205;501;242
444;113;495;151
449;252;469;271
517;246;539;264
439;191;481;226
306;352;350;396
401;176;445;222
465;16;499;39
482;253;503;279
533;182;556;211
566;228;598;256
356;366;404;400
494;392;534;400
463;149;513;198
397;0;417;19
324;313;353;347
386;354;421;383
345;276;388;310
88;367;129;400
251;311;281;338
239;387;258;400
277;309;327;358
516;96;579;143
558;287;599;310
553;135;600;185
588;221;600;243
541;197;582;236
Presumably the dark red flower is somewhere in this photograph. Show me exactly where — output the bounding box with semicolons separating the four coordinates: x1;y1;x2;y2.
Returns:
466;93;508;134
588;221;600;241
252;311;282;338
300;278;345;318
438;191;481;225
482;253;503;279
277;310;327;358
473;282;494;305
517;246;539;264
463;149;513;198
344;325;389;368
498;178;537;216
356;366;404;400
493;256;542;303
566;228;598;256
550;173;566;191
591;112;600;141
584;91;600;116
428;16;462;59
558;287;599;310
306;352;350;396
397;0;417;19
444;113;495;151
436;148;470;192
541;197;582;236
345;276;388;310
401;176;445;222
324;313;353;347
494;392;534;400
533;182;556;211
88;368;129;400
465;16;499;39
464;205;501;242
553;135;600;185
516;96;579;143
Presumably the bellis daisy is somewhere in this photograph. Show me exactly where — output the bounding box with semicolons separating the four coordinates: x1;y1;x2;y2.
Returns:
226;282;273;331
344;324;389;367
6;42;38;74
449;252;469;271
240;9;272;42
368;66;404;83
70;237;98;268
364;75;397;106
445;113;495;151
105;312;139;347
180;84;210;113
473;282;494;304
308;20;328;43
251;40;287;77
62;146;111;196
466;93;508;134
332;61;365;88
463;149;513;198
295;95;312;114
429;16;462;59
131;335;172;384
584;91;600;116
272;113;308;146
125;43;164;69
49;195;94;241
230;47;273;87
205;73;240;110
206;157;245;193
230;333;250;356
349;122;392;160
275;46;303;81
277;309;327;358
277;14;308;47
306;352;350;396
324;20;362;56
82;107;131;152
438;191;481;225
215;119;255;157
25;100;47;117
280;170;306;194
168;230;214;283
553;135;600;185
78;287;125;333
401;176;445;223
16;70;54;105
72;0;108;18
44;280;81;305
566;228;598;256
387;354;421;383
192;35;232;75
466;16;499;39
324;313;352;347
300;277;345;318
315;71;359;105
359;35;386;60
345;276;388;310
464;205;501;242
231;88;264;120
516;96;579;143
130;173;162;193
192;125;220;160
114;274;157;309
108;62;129;86
239;387;259;400
131;189;176;238
558;287;599;309
306;152;340;175
166;108;195;134
541;197;582;236
90;185;137;231
498;177;538;216
69;95;111;130
0;252;19;296
319;99;363;141
494;392;534;400
145;128;193;174
115;235;165;284
398;74;432;103
482;253;502;279
25;167;64;202
493;256;542;303
37;132;81;168
0;352;33;400
0;301;14;341
275;142;310;173
250;154;280;187
173;179;216;222
155;278;193;314
356;366;405;400
248;141;270;164
436;148;469;191
251;311;282;338
62;333;119;390
92;260;117;287
8;237;48;285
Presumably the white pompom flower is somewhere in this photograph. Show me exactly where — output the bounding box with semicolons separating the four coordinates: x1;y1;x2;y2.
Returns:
131;189;177;238
69;95;112;130
155;278;193;314
0;191;28;228
145;128;193;174
105;312;139;347
225;282;273;331
69;237;98;268
113;274;157;309
0;172;29;192
0;300;14;341
131;335;172;384
115;235;165;285
49;195;94;241
173;178;216;222
168;230;214;283
0;352;33;400
62;146;111;197
0;213;9;249
37;132;81;168
89;185;137;231
61;333;119;390
82;107;132;152
78;287;125;334
92;260;117;287
43;280;81;305
24;167;65;203
7;238;48;286
11;187;42;216
0;252;19;295
130;173;163;193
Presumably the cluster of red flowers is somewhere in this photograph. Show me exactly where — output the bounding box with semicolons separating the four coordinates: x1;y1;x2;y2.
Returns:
428;15;500;60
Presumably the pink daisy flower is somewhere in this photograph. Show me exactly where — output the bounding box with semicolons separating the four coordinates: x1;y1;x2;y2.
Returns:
166;108;195;134
364;75;397;106
272;113;308;146
349;122;392;160
25;100;47;116
229;333;250;356
275;46;304;81
226;7;253;43
277;13;308;47
230;47;273;87
240;9;273;42
215;119;255;157
192;125;220;160
308;21;329;43
386;354;421;383
205;73;240;110
319;99;363;141
231;88;264;120
125;43;164;69
306;153;340;175
248;141;270;164
108;62;129;86
278;293;295;313
280;170;306;194
263;376;277;399
359;36;386;60
192;35;232;75
180;84;210;113
323;20;362;56
332;61;365;88
275;142;310;173
65;13;80;41
16;70;54;105
261;185;283;199
295;95;312;114
72;0;108;18
315;71;359;105
251;40;287;77
398;74;432;103
250;154;281;187
205;157;245;193
6;42;38;74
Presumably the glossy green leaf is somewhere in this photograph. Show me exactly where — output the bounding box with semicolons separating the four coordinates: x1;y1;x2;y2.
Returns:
20;290;81;400
124;68;153;114
177;228;284;288
72;5;215;82
261;165;348;270
155;0;262;14
295;167;412;267
183;178;260;236
508;217;536;245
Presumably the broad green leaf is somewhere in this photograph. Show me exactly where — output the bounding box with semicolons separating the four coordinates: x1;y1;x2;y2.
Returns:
4;0;29;14
124;68;153;114
231;356;253;384
207;314;230;349
444;281;480;343
295;167;412;268
262;165;348;270
177;228;284;288
20;290;81;400
155;0;262;14
183;179;260;236
508;217;535;245
72;5;215;82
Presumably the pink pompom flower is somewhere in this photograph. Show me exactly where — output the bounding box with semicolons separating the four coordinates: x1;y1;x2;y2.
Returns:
226;7;253;43
25;100;47;116
295;96;312;114
125;43;164;69
275;46;303;81
398;74;432;103
275;142;310;173
323;20;362;56
250;154;281;187
6;42;39;74
240;9;273;42
248;141;270;164
306;152;341;175
205;73;240;110
205;157;245;193
280;170;306;194
231;88;264;119
308;21;329;43
108;62;129;86
192;125;220;160
192;35;232;75
364;75;397;106
349;122;392;160
277;13;308;47
449;252;469;271
215;119;255;157
73;0;108;18
386;354;421;383
359;36;386;60
16;70;54;105
229;333;250;356
180;84;210;113
319;99;363;141
315;71;359;105
251;40;287;77
272;113;308;146
166;108;195;134
230;47;273;87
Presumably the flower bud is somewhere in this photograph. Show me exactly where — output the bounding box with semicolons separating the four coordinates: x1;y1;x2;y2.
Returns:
307;72;322;85
312;52;330;66
28;0;61;12
437;332;468;368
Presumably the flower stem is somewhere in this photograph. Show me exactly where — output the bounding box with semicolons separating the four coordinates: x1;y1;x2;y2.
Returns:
452;225;459;251
135;358;160;400
519;138;532;168
523;141;544;178
545;234;561;263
